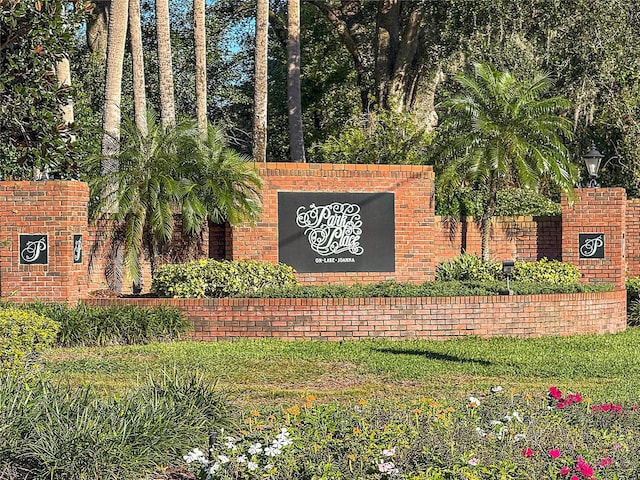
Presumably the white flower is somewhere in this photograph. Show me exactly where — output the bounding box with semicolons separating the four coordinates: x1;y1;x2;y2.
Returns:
264;464;274;471
183;448;208;465
382;448;396;457
490;420;503;426
491;386;503;393
378;461;399;475
208;462;221;474
513;433;527;442
468;458;479;466
264;445;281;457
475;427;487;437
248;443;262;455
247;461;259;471
512;411;523;423
236;455;248;464
224;436;238;450
217;454;230;464
468;396;481;407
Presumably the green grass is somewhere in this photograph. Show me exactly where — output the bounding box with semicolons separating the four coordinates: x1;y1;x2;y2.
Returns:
42;327;640;406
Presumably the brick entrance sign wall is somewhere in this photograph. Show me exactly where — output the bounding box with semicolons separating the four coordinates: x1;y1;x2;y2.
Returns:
0;181;88;302
562;188;626;289
228;163;437;285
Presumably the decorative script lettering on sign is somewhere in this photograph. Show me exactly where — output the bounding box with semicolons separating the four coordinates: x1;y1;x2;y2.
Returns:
295;202;365;256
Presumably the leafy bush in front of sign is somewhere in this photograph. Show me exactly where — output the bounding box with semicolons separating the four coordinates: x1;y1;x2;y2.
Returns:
513;258;580;285
436;254;502;282
253;280;610;299
436;255;580;286
152;259;299;298
0;308;58;373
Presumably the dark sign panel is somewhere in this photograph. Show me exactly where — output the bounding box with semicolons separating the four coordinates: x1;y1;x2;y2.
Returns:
579;233;605;259
278;192;395;272
19;234;48;265
73;234;83;264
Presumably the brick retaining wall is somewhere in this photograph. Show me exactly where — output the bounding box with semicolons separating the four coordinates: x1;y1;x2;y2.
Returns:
85;289;626;341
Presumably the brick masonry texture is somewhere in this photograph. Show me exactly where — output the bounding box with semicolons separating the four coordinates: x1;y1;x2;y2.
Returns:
0;181;88;303
85;289;627;341
228;163;437;284
0;177;635;341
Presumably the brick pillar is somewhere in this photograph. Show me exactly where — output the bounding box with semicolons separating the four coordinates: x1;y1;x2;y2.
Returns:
561;188;626;289
0;181;89;303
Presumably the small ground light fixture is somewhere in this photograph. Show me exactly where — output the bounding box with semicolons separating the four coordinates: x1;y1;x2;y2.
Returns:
502;260;515;295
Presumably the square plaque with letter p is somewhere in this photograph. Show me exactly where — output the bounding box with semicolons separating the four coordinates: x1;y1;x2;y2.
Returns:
579;233;605;259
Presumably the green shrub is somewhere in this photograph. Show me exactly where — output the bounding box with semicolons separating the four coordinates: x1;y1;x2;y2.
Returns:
435;254;502;282
152;259;299;298
626;277;640;326
435;186;561;217
311;109;433;165
16;302;189;347
0;372;229;480
0;308;58;372
513;258;581;285
252;279;610;299
436;255;580;286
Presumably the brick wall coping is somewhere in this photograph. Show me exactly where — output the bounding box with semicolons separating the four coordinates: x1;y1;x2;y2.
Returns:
258;162;434;178
84;289;626;341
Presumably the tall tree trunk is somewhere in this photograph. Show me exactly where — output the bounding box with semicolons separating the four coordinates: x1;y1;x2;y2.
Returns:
101;0;129;293
194;0;207;135
101;0;129;167
56;58;74;132
129;0;148;136
253;0;269;163
374;0;400;109
287;0;305;163
156;0;176;129
86;1;109;62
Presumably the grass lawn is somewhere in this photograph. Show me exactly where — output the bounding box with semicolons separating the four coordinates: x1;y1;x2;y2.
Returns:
42;326;640;407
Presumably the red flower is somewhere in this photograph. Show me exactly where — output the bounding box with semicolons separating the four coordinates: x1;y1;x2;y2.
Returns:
570;476;579;480
522;448;534;457
557;401;566;409
548;449;561;459
559;466;571;476
549;386;563;399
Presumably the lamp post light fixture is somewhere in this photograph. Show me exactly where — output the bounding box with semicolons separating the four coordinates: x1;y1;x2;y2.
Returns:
502;260;515;295
583;141;604;188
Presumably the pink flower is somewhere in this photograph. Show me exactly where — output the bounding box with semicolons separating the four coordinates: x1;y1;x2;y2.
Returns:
557;401;566;409
599;457;613;467
576;457;594;477
570;476;579;480
549;386;563;399
522;448;534;457
559;466;571;476
548;449;561;459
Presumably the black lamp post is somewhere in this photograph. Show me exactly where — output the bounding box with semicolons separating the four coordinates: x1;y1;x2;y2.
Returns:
502;260;515;295
583;141;604;188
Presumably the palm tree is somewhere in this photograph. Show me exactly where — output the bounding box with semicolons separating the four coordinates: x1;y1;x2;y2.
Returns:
253;0;269;163
89;111;262;291
287;0;305;162
437;62;577;261
193;0;207;135
129;0;148;136
155;0;176;128
101;0;129;167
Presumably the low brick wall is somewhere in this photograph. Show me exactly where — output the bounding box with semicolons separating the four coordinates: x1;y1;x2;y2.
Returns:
85;289;626;341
